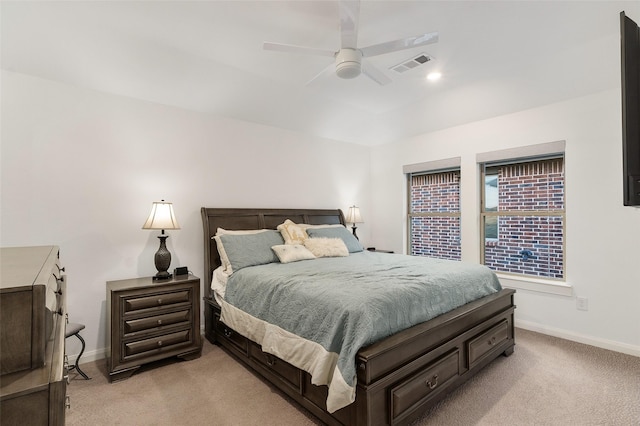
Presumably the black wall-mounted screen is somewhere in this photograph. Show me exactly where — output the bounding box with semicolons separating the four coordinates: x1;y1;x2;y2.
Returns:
621;11;640;206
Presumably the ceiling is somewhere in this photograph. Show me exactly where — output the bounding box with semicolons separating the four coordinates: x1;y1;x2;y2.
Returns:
2;1;638;146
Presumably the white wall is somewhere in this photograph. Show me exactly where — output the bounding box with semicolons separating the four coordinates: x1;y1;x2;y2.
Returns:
370;89;640;355
0;70;372;360
3;69;639;361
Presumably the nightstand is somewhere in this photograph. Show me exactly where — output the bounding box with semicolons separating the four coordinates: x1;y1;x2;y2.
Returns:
106;274;202;382
366;248;395;253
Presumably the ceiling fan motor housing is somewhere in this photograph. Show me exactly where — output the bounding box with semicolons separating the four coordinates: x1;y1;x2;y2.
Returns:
335;48;362;79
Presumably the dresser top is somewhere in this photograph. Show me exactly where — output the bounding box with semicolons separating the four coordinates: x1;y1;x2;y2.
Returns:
0;246;59;291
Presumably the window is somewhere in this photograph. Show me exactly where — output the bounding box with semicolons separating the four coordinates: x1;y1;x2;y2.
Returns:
407;169;461;260
480;156;565;279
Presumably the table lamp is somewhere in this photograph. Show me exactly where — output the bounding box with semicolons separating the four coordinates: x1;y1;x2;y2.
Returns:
345;205;363;240
142;200;180;280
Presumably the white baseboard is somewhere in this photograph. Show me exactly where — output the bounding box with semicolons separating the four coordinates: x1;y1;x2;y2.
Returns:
68;348;107;365
70;325;639;365
516;319;640;357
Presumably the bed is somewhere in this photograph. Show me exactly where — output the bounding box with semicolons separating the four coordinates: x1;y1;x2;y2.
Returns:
201;207;515;426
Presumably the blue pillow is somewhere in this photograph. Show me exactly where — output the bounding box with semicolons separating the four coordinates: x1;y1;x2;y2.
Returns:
306;226;363;253
218;230;284;272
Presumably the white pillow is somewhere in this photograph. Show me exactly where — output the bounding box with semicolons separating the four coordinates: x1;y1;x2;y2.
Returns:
277;219;309;245
298;223;344;230
271;244;316;263
303;238;349;258
214;227;270;237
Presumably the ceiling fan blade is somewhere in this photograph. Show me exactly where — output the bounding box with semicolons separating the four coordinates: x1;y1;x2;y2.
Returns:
305;63;336;86
339;0;360;49
361;61;392;86
263;42;335;57
360;31;439;58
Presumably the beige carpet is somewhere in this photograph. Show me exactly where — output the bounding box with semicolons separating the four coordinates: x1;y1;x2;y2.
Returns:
66;329;639;425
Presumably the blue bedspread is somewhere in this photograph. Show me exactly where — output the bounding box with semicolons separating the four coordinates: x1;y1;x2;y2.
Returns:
219;251;502;412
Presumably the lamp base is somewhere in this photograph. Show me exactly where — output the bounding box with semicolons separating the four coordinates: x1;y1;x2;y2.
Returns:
153;234;172;281
351;224;359;240
152;271;173;281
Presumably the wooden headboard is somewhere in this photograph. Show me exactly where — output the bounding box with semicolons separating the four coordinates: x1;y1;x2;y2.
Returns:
200;207;345;297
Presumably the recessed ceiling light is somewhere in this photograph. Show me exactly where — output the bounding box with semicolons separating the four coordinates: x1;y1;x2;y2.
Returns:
426;72;442;81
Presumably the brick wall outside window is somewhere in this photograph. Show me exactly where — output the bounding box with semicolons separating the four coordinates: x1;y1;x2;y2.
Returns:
483;158;564;278
409;171;461;260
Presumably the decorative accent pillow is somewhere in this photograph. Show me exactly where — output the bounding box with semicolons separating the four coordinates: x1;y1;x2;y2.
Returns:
298;223;344;230
271;244;316;263
277;219;309;245
306;226;363;253
303;238;349;258
214;230;284;274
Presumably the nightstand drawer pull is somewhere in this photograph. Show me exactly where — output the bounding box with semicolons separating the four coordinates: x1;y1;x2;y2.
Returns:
157;340;163;347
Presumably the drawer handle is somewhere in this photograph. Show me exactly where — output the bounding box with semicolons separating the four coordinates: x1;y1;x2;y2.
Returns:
157;298;163;305
223;328;233;338
425;374;438;390
488;336;497;346
157;319;163;326
265;355;276;367
157;340;163;347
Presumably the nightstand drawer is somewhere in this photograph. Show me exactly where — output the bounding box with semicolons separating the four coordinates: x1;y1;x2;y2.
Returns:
124;309;191;334
124;289;190;312
124;329;192;357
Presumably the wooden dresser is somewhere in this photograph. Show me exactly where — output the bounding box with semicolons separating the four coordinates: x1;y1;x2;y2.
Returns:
0;246;67;426
106;274;202;381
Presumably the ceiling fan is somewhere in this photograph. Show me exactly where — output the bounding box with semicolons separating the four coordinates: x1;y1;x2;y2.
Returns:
263;0;438;86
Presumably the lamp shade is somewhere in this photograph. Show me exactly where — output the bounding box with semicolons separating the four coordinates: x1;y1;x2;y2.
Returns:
345;205;363;224
142;201;180;230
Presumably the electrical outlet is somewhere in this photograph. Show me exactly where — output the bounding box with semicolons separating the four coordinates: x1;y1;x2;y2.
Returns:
576;297;588;311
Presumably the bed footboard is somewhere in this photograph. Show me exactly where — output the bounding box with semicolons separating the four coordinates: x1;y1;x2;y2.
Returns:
204;288;515;426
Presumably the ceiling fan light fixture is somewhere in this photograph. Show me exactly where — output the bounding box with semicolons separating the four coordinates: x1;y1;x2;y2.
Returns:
335;48;362;79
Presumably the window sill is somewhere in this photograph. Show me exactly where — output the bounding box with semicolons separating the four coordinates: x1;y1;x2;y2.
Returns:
497;274;573;296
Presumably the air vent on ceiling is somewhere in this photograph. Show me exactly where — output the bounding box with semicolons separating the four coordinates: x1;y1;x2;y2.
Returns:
390;53;434;74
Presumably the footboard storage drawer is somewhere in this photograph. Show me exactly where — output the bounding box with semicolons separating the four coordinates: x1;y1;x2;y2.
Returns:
249;342;300;389
467;320;509;368
390;349;460;424
215;318;248;354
